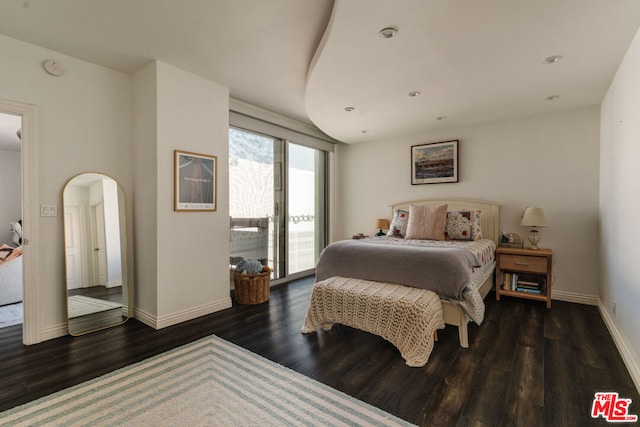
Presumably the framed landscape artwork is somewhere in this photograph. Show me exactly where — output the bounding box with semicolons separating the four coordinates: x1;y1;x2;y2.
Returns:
411;140;459;185
174;150;217;211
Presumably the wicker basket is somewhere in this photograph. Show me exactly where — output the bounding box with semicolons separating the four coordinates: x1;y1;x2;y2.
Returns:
233;268;270;305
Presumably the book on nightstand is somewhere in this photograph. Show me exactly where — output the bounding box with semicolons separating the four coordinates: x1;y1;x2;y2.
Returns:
516;287;542;294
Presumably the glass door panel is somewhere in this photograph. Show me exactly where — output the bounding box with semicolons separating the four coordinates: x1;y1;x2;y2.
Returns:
229;128;284;279
287;142;325;276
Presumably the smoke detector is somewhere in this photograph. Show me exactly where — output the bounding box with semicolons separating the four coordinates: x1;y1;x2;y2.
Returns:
43;60;65;76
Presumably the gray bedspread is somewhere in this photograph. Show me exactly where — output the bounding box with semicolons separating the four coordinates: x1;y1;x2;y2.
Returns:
315;238;482;300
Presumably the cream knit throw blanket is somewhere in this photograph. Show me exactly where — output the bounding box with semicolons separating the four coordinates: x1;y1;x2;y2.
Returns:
302;276;445;367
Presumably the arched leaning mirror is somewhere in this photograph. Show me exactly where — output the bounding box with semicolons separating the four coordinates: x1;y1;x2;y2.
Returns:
63;173;130;335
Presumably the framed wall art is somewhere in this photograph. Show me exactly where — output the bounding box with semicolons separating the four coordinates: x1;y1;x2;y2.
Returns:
411;140;459;185
174;150;217;211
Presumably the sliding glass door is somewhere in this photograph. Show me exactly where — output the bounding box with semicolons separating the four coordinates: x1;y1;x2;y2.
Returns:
287;142;325;276
229;128;326;282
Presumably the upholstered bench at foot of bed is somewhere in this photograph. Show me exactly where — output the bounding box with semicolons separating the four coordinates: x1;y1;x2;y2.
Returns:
301;276;445;367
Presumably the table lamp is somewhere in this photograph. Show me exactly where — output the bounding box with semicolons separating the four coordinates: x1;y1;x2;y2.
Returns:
520;207;548;250
375;218;390;236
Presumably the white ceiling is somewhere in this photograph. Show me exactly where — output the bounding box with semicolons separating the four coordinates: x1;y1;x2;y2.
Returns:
1;0;639;144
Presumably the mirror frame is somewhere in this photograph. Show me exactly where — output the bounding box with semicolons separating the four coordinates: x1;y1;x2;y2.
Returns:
63;172;131;336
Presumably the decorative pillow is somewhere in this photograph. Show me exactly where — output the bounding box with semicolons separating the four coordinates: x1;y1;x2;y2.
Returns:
405;204;448;240
386;209;409;238
445;210;483;241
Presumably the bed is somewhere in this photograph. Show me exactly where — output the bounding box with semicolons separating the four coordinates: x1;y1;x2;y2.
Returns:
312;198;500;348
0;244;23;306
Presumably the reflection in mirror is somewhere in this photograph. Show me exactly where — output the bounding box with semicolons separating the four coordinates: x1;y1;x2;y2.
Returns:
63;173;129;335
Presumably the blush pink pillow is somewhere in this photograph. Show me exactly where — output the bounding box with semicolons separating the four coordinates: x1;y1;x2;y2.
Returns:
405;204;448;240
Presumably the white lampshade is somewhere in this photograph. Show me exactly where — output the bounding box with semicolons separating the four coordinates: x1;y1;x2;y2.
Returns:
520;207;548;250
520;207;548;227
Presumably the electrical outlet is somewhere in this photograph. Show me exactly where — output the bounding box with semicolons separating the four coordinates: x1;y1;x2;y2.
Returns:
613;301;617;316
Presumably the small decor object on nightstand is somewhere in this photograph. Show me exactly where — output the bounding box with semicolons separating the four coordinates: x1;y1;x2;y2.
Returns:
352;233;369;240
500;231;523;248
520;207;548;250
375;218;390;236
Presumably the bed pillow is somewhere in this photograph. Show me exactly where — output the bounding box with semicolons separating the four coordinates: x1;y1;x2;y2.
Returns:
445;210;483;241
386;209;409;238
405;204;448;240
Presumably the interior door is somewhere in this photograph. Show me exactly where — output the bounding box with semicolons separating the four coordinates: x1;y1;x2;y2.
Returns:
63;205;84;290
91;202;107;286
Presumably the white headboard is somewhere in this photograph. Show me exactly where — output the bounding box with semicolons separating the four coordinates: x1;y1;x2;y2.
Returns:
390;198;501;244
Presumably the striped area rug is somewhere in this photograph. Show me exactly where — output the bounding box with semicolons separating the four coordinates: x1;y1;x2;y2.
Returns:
1;335;414;426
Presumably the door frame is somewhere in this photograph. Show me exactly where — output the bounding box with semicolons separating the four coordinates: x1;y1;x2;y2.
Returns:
0;99;41;345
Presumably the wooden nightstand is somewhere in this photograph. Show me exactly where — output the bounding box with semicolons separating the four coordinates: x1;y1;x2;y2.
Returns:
495;247;553;309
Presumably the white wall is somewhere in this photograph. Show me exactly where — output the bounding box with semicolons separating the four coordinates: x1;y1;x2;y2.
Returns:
0;149;21;245
600;27;640;388
134;61;231;327
336;106;601;299
0;34;133;332
1;34;231;337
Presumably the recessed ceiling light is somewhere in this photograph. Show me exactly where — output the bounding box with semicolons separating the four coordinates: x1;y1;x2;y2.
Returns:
379;27;398;39
361;130;369;134
545;95;559;101
436;116;447;121
408;91;421;97
543;55;562;64
344;107;355;112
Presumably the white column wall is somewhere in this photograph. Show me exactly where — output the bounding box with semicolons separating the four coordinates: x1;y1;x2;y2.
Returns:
133;61;231;326
155;61;230;319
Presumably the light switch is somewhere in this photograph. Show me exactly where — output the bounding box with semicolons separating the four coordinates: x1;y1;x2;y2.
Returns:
40;204;58;217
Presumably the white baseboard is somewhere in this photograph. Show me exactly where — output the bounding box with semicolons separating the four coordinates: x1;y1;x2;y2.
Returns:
551;289;599;306
134;297;233;330
106;280;122;288
598;298;640;393
133;307;156;329
40;322;69;341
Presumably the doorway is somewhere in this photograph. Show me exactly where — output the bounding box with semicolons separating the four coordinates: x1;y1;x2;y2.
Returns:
0;112;23;328
0;98;40;345
229;127;327;283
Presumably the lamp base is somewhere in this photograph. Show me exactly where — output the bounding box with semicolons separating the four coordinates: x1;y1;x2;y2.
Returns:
375;229;385;237
527;228;541;250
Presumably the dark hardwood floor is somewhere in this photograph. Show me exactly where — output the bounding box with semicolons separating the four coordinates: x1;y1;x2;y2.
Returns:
1;277;638;426
68;285;123;303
